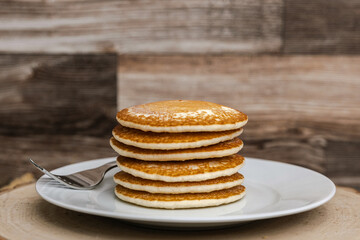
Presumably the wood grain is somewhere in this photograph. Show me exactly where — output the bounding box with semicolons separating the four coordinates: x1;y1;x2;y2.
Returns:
0;135;116;187
0;0;283;54
1;0;359;55
0;54;117;136
284;0;360;54
326;141;360;190
0;184;359;240
0;173;35;192
118;55;360;188
0;54;117;186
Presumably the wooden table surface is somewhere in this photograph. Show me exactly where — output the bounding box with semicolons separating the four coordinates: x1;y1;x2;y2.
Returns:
0;180;359;240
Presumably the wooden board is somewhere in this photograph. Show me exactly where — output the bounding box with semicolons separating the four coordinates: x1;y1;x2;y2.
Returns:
0;0;282;54
0;135;116;187
118;55;360;189
0;54;117;136
284;0;360;54
1;0;359;54
0;184;359;240
0;54;118;186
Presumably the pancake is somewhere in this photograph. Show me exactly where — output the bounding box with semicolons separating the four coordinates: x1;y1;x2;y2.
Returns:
114;171;244;194
115;184;246;209
116;100;248;132
112;125;243;150
110;137;243;161
116;155;245;182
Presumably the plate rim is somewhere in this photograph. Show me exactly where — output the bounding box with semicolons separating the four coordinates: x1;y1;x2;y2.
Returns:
35;157;336;224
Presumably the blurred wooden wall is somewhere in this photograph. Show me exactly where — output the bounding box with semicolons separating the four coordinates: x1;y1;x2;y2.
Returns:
0;0;359;189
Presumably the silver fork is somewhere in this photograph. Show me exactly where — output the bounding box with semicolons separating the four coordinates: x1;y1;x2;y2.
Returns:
29;158;117;190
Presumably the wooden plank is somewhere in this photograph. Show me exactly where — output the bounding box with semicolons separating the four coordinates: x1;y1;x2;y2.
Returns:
0;54;117;136
0;54;117;186
0;0;283;54
118;55;360;188
0;135;116;187
326;141;360;190
284;0;360;54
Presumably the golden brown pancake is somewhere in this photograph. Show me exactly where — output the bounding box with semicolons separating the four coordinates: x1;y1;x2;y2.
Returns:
112;125;243;150
116;100;248;132
114;171;244;194
114;184;246;209
110;137;243;161
116;155;245;182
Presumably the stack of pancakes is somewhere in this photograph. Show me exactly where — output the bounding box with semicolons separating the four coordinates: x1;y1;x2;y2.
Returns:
110;100;248;209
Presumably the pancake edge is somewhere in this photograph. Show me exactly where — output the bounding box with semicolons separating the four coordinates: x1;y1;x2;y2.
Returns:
114;186;246;209
117;118;248;133
117;161;245;182
110;140;243;161
113;175;244;194
112;128;243;150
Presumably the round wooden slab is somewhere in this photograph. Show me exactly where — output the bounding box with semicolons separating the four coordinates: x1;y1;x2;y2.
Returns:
0;184;359;240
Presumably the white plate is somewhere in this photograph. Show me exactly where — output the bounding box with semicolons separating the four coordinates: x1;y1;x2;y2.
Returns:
36;157;335;228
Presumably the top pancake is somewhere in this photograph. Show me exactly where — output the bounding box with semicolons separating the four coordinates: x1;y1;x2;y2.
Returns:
116;100;248;132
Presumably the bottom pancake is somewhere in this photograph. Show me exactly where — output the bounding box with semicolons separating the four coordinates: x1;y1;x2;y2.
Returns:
114;185;246;209
114;171;244;194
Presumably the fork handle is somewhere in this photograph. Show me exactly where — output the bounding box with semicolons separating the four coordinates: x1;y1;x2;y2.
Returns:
29;158;75;187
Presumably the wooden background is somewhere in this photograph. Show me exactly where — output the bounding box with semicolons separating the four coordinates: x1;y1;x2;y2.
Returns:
0;0;359;189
